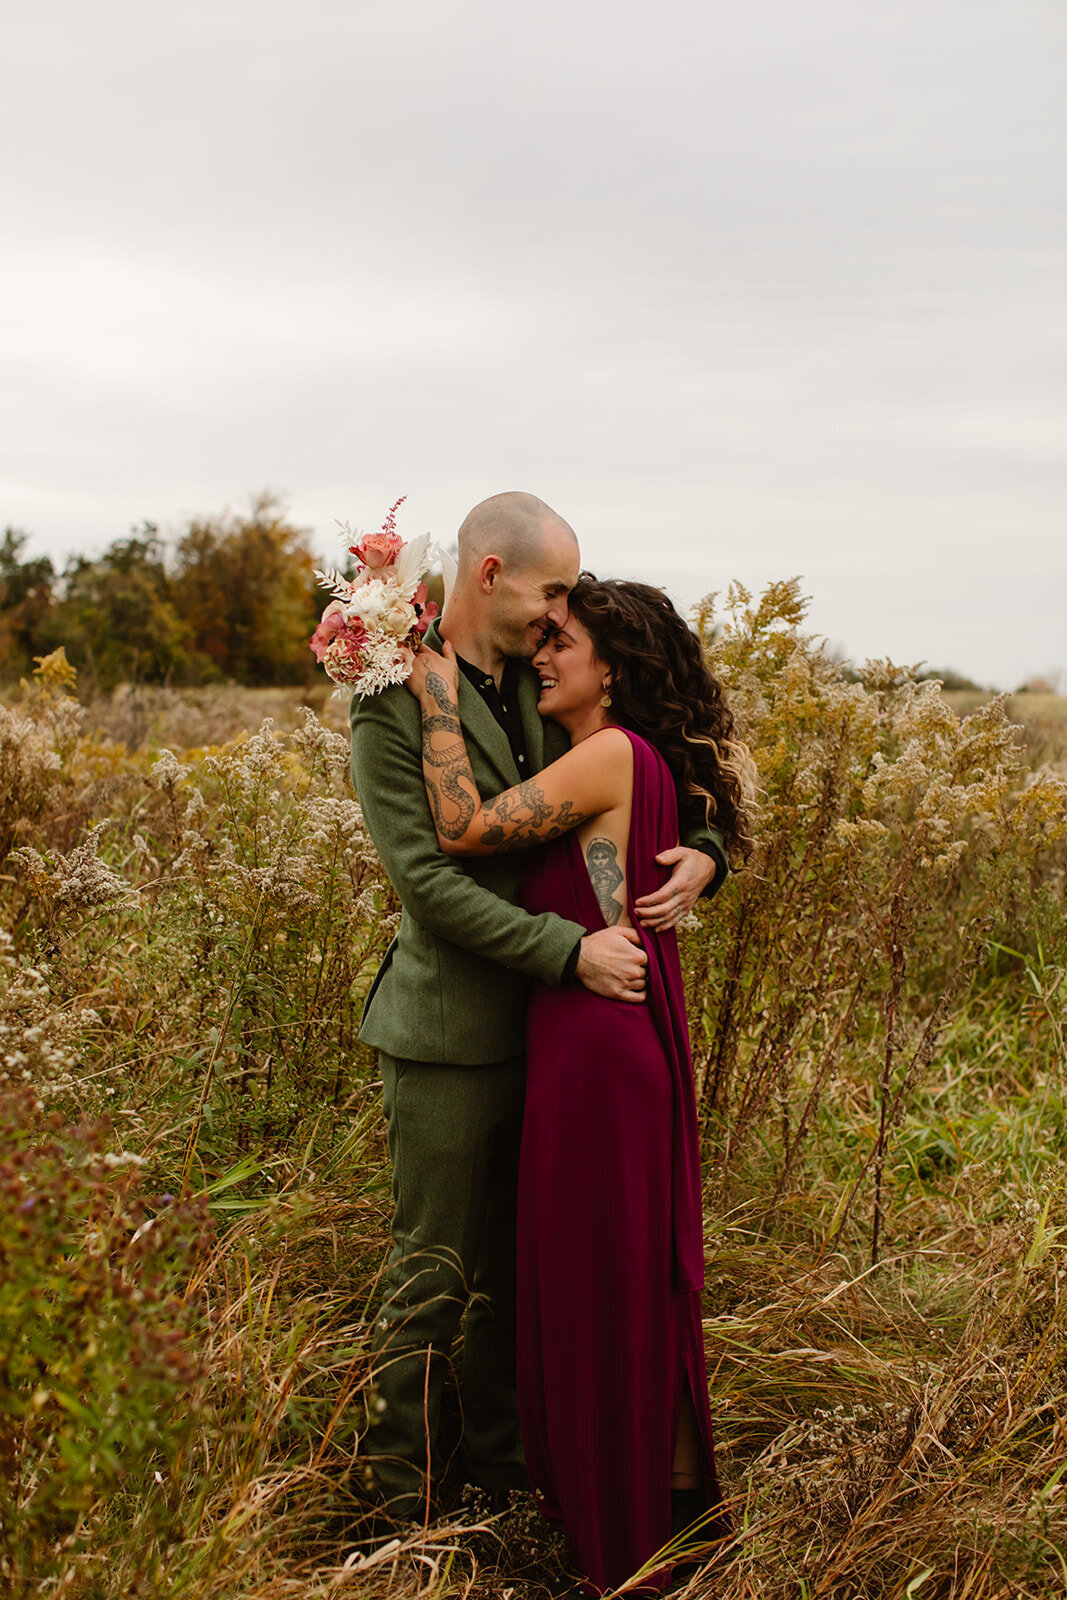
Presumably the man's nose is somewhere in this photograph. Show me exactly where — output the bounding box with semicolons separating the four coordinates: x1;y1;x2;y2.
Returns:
545;597;569;628
532;628;553;664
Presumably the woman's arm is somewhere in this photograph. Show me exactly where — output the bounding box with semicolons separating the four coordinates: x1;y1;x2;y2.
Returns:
408;644;632;856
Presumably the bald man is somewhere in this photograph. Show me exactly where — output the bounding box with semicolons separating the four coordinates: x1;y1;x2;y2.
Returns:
349;492;725;1520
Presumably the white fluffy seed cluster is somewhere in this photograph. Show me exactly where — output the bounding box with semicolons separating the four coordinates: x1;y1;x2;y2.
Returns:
0;703;62;780
41;694;87;751
12;823;135;912
0;930;99;1094
290;707;351;776
709;595;1067;884
147;747;193;792
158;715;388;922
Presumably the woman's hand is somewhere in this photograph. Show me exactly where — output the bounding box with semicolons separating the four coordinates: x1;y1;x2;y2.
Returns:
403;638;461;706
412;640;463;710
403;643;431;700
403;641;457;702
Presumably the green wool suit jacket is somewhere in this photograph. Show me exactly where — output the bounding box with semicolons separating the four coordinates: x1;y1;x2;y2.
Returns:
349;623;727;1067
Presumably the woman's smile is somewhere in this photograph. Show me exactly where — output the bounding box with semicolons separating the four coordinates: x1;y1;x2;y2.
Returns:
532;619;606;719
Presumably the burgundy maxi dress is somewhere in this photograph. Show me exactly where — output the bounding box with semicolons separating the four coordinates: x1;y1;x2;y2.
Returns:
518;728;727;1596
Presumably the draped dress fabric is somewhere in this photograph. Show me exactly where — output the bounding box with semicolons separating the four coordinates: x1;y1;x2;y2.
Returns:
518;728;727;1596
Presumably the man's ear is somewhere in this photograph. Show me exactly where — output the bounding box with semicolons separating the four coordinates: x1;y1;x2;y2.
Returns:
478;555;501;594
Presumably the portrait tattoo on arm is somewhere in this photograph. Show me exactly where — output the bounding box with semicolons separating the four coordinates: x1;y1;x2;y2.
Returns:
585;836;625;925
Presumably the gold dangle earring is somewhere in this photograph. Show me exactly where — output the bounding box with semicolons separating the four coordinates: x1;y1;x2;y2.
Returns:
600;683;612;709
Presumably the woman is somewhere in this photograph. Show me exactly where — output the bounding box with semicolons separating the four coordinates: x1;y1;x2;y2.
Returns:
406;576;752;1595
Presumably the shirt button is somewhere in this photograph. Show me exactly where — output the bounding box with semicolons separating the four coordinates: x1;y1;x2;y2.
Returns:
518;754;525;763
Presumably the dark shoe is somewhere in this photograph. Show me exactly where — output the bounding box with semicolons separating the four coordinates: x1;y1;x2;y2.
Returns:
671;1488;732;1545
670;1487;706;1541
669;1489;733;1591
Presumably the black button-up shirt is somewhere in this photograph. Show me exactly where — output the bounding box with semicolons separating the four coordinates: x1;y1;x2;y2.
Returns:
452;648;723;987
454;651;581;982
455;654;530;774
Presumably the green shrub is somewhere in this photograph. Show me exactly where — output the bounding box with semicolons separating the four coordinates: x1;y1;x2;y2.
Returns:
0;1087;210;1592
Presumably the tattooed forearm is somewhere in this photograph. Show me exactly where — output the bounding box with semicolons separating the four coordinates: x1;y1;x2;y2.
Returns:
423;665;459;718
426;756;477;838
421;712;463;742
416;668;593;853
548;799;590;840
585;837;625;925
423;736;468;769
481;792;591;853
419;696;479;841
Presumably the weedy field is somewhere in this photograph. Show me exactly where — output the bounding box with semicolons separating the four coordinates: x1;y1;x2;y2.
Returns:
1;583;1065;1600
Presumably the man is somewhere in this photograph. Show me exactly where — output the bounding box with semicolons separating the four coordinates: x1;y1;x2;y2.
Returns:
349;492;726;1519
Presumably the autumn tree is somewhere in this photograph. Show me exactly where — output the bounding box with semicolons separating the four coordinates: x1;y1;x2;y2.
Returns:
51;525;196;691
172;494;320;685
0;528;55;678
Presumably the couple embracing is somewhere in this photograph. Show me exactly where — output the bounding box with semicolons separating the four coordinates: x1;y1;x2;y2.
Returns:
349;491;751;1596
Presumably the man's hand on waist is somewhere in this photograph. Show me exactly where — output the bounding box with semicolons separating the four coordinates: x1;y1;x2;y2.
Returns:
633;845;715;932
576;927;648;1003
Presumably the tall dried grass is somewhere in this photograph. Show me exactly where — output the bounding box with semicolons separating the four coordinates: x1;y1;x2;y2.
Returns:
1;592;1065;1600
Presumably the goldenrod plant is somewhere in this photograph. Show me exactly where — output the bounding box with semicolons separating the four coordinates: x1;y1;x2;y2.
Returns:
0;594;1065;1598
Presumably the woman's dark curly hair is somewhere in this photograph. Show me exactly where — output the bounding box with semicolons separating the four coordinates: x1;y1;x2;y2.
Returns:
568;575;755;864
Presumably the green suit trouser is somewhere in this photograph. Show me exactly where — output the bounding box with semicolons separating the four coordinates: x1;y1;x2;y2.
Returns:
366;1051;527;1516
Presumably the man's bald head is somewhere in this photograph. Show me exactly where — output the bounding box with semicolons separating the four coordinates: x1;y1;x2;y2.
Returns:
445;491;581;665
456;491;577;578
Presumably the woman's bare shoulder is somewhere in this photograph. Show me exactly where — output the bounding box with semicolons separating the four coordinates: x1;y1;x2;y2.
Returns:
561;724;634;775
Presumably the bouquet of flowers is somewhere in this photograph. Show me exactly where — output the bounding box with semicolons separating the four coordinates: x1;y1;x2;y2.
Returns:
309;498;442;696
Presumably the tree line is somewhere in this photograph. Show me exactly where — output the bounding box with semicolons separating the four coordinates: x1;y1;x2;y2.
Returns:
0;496;325;692
5;500;1033;699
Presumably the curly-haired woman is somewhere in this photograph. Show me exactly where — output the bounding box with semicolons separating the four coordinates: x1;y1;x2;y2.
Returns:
406;576;752;1596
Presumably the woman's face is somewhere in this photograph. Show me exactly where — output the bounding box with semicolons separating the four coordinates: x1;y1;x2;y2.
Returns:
531;613;610;720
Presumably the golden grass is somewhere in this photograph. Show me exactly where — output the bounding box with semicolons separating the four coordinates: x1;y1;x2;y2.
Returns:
2;617;1065;1599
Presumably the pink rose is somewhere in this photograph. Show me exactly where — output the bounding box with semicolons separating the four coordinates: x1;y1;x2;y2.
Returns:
350;530;403;571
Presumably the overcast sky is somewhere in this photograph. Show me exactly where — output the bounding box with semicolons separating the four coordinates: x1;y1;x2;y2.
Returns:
2;0;1064;688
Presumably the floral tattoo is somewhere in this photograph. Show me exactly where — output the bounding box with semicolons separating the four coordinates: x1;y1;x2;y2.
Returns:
481;790;590;853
